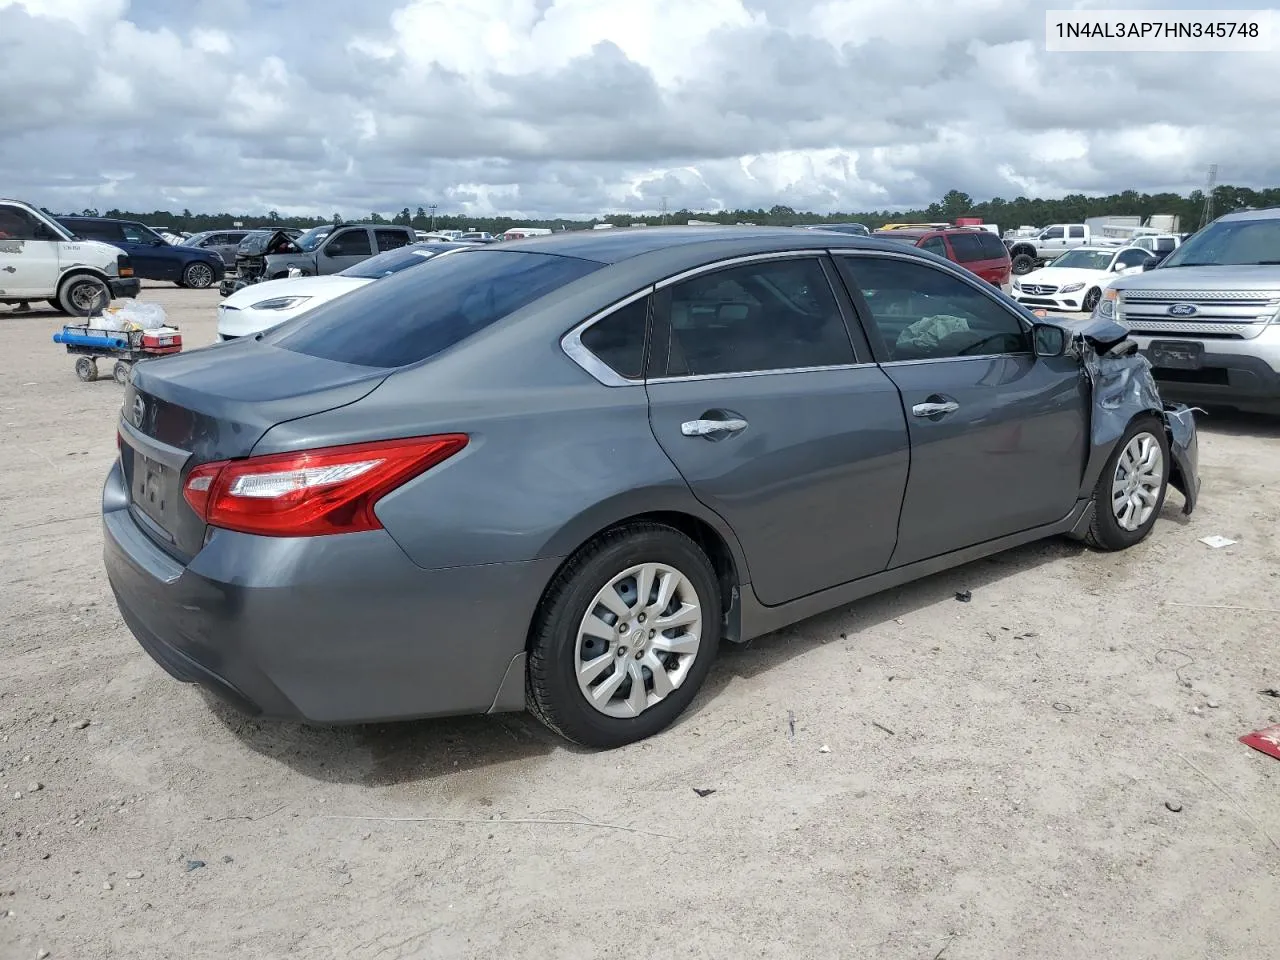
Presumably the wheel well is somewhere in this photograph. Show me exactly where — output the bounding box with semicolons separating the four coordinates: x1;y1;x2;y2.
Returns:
529;511;744;650
1009;244;1036;259
56;268;109;293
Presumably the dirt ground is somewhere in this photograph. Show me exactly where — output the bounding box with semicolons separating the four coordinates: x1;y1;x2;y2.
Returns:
2;283;1279;960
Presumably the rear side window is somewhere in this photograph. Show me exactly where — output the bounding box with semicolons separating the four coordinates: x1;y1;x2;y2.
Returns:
920;236;947;257
69;221;122;242
947;232;985;262
580;297;649;380
271;250;603;368
376;229;410;252
978;232;1009;259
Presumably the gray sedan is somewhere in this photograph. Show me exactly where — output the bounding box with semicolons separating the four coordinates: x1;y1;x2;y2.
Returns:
104;228;1199;748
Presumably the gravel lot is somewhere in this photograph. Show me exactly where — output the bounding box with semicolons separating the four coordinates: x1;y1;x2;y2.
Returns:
3;284;1279;960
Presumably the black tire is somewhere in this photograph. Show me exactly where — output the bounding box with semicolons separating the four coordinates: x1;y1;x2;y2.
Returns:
527;522;722;748
57;275;109;317
1086;416;1170;551
113;360;132;385
1011;253;1036;275
182;261;215;289
74;356;98;382
1082;287;1101;312
47;299;60;310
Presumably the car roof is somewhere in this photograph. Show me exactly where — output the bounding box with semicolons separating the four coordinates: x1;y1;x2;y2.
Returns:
1219;206;1280;222
496;225;889;265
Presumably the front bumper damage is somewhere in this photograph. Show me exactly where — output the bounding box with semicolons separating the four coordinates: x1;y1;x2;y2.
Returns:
1074;317;1201;515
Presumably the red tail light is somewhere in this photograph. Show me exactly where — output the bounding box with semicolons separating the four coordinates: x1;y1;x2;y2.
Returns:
182;435;468;537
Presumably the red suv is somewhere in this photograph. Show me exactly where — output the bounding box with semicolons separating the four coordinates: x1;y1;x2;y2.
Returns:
871;227;1012;287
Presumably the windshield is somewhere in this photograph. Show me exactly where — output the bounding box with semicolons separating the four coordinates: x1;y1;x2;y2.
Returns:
1046;249;1114;271
295;225;333;252
338;243;455;279
269;250;604;368
1161;217;1280;267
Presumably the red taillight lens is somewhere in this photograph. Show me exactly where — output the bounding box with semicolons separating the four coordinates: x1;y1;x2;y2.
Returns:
181;435;468;537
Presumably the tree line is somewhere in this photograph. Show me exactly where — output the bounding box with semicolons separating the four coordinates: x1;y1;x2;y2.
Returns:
56;184;1280;235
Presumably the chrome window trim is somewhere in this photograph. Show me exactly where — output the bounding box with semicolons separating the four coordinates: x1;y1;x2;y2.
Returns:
828;247;1036;361
654;249;825;289
560;286;654;387
651;362;878;384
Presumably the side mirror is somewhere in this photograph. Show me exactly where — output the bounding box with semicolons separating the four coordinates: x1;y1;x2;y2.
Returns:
151;237;165;246
1113;261;1130;272
1032;322;1068;358
1141;256;1160;271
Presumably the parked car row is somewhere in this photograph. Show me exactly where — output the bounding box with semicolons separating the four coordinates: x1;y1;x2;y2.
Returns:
105;226;1199;749
57;216;226;290
872;226;1013;288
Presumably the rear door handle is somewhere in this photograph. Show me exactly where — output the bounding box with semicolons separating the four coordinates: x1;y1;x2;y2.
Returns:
681;417;748;438
912;400;959;418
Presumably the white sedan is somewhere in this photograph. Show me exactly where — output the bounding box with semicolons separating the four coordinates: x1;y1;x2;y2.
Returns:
216;242;472;340
1011;245;1154;313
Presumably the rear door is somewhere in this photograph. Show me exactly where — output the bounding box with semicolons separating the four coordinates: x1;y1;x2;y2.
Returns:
119;222;176;280
318;227;373;274
644;253;910;606
834;251;1088;568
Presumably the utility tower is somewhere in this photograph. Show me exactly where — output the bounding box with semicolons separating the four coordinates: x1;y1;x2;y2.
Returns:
1200;164;1217;228
429;204;438;231
659;196;668;224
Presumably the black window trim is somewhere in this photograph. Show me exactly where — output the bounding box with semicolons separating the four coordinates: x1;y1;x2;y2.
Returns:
830;248;1035;367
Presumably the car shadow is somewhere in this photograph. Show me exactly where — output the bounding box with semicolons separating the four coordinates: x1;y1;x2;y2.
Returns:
1193;406;1280;439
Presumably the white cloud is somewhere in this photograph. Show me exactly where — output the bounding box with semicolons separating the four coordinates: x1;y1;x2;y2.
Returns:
0;0;1274;219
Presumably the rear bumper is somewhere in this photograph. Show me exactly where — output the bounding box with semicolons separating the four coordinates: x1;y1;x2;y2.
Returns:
102;460;557;723
110;278;141;299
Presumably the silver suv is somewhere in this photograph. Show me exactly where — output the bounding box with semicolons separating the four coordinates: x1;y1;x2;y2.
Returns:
1100;207;1280;414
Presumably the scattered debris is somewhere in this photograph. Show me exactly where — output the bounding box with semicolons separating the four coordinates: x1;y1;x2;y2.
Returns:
101;882;112;891
1155;648;1196;688
125;871;143;880
692;788;716;798
1166;601;1280;614
1207;700;1221;709
787;710;795;739
1260;689;1280;699
1198;535;1236;549
1164;801;1183;813
27;782;42;793
11;792;20;801
818;744;831;754
870;721;896;736
1052;702;1074;713
73;720;90;730
1239;724;1280;762
1181;753;1280;851
222;855;234;864
185;860;206;873
955;590;972;603
1015;632;1039;640
37;950;50;960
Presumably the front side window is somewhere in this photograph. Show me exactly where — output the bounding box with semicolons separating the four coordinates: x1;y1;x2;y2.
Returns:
121;223;160;244
270;250;603;368
839;256;1029;362
0;205;45;241
659;257;854;377
326;229;373;257
1116;248;1151;269
579;296;649;380
1042;227;1065;240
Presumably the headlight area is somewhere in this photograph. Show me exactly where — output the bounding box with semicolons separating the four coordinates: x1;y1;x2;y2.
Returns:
1096;289;1117;318
1059;282;1085;293
251;296;312;311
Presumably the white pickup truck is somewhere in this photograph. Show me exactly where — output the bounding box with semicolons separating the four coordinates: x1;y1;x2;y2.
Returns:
0;198;139;314
1005;224;1113;275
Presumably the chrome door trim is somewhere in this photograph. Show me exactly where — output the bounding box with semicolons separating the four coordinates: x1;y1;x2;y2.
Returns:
559;286;653;387
654;249;822;290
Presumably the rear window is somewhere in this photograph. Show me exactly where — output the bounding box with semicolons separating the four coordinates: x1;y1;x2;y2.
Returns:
978;232;1009;259
270;250;603;368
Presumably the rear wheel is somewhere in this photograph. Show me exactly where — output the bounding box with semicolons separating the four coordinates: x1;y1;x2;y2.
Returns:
113;360;132;385
1087;416;1169;550
1011;253;1036;275
527;523;721;748
74;357;98;382
182;262;215;289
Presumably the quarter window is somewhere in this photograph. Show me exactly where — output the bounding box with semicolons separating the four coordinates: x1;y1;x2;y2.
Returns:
326;229;372;257
660;258;854;377
920;236;948;257
839;256;1029;362
580;297;649;380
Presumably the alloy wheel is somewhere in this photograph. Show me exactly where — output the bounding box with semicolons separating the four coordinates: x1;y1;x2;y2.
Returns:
186;263;214;288
575;562;702;719
1111;432;1164;531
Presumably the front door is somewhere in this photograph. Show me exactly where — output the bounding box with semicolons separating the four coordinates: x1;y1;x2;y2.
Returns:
318;227;373;274
119;222;176;280
834;253;1089;568
0;204;60;297
644;254;910;606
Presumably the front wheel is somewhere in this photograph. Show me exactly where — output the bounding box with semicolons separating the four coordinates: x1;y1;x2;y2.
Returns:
1082;287;1101;312
74;356;98;382
58;275;109;317
527;523;721;748
113;360;132;385
182;262;215;289
1087;416;1170;550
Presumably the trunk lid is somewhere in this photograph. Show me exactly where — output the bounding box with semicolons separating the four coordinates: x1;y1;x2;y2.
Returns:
117;339;389;561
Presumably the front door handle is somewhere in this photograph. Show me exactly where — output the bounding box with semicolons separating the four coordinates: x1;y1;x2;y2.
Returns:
681;417;748;438
912;399;960;418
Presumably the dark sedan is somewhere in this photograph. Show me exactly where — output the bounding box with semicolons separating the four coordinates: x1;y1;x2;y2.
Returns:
59;216;225;289
104;228;1199;748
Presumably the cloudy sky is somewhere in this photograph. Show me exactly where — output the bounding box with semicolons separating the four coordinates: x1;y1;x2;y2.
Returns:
1;0;1276;219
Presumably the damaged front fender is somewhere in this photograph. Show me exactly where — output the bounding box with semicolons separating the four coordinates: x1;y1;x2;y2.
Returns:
1071;318;1200;516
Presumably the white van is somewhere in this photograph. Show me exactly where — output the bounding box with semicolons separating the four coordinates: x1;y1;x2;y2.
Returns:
0;198;139;314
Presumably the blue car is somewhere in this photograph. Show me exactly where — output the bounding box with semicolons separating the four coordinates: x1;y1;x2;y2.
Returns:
58;216;225;289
